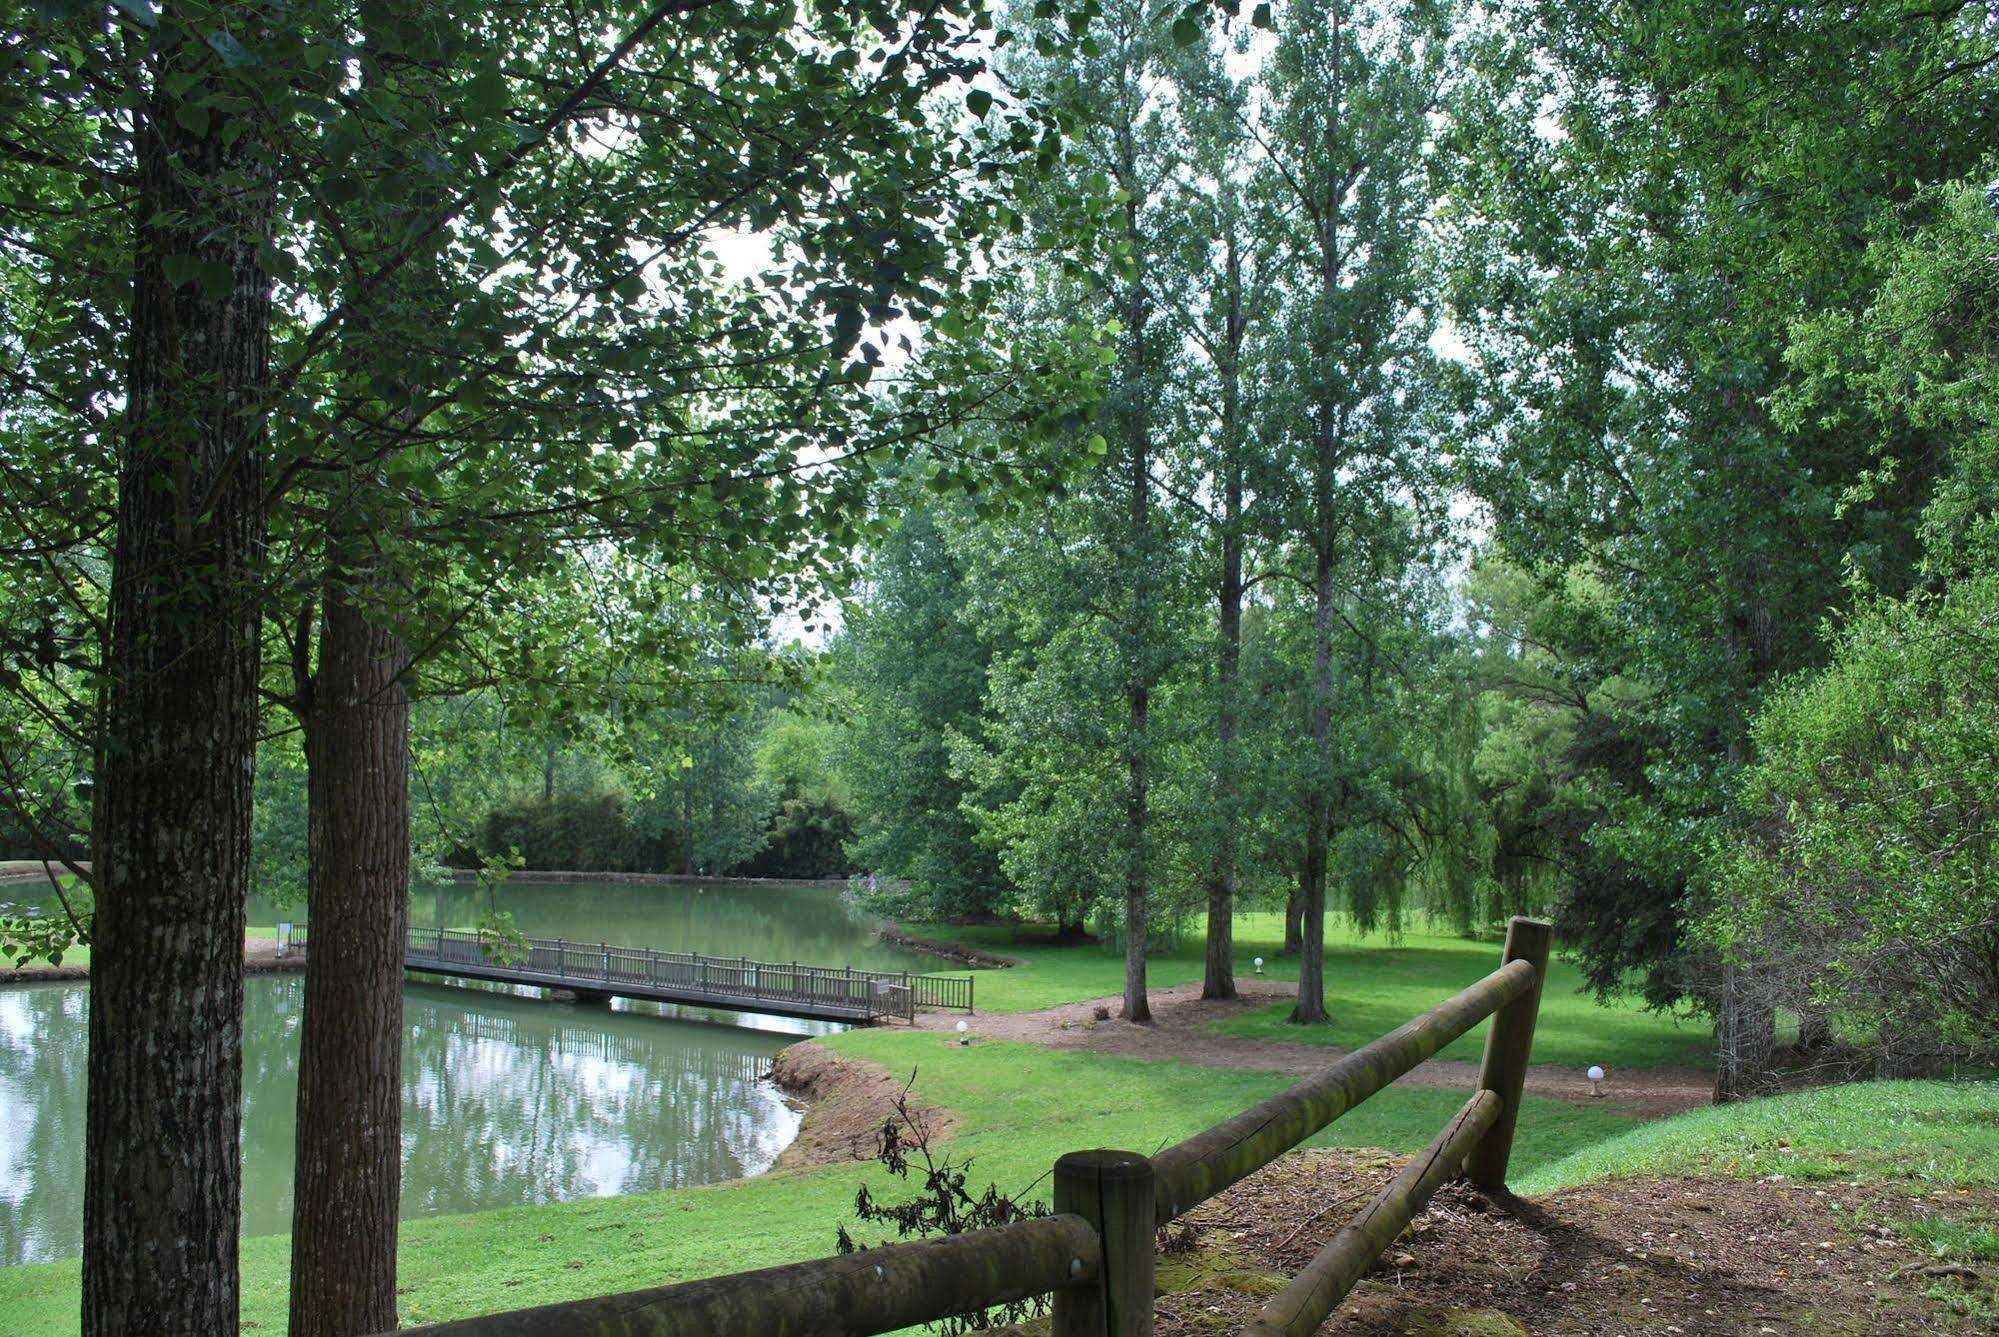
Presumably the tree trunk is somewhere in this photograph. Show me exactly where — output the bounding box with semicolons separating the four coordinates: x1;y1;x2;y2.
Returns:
1202;228;1245;1004
1116;108;1152;1027
1713;959;1775;1101
1121;399;1152;1024
1292;413;1337;1026
1284;881;1304;955
1795;1005;1831;1053
85;48;273;1336
290;589;411;1336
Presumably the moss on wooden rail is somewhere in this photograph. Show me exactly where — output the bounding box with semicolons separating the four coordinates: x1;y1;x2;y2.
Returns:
1240;1090;1502;1337
1147;956;1535;1222
389;1212;1100;1336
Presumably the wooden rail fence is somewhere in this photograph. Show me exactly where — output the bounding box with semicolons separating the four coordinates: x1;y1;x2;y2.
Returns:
387;916;1552;1337
404;926;975;1024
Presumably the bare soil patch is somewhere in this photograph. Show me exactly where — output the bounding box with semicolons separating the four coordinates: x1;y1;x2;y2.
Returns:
917;981;1711;1119
767;1039;956;1172
1153;1147;1999;1335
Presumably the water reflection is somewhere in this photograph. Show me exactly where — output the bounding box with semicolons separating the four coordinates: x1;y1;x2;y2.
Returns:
0;977;802;1266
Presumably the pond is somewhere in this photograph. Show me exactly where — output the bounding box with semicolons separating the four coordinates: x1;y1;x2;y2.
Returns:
0;880;936;1268
395;878;933;974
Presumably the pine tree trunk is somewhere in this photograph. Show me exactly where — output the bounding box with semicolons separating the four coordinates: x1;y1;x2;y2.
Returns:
290;589;410;1336
84;47;273;1336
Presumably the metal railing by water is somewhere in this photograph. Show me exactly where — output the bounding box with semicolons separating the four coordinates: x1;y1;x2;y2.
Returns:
403;927;975;1024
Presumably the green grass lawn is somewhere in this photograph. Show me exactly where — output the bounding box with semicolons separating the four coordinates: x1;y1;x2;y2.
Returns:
1520;1078;1999;1195
0;1029;1640;1335
915;911;1714;1071
1;924;287;975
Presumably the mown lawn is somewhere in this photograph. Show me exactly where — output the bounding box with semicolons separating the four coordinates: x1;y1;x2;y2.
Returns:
913;911;1715;1071
0;1030;1640;1335
1520;1078;1999;1194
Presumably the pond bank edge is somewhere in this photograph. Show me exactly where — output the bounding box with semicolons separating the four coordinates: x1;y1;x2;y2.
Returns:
878;926;1021;969
766;1039;958;1173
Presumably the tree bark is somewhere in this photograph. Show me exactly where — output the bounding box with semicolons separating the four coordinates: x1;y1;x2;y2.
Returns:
1713;958;1775;1102
1115;87;1152;1026
1284;881;1304;955
1293;408;1337;1026
1203;226;1245;1003
290;587;411;1337
85;42;273;1336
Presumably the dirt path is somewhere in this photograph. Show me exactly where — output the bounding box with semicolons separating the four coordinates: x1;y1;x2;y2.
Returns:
911;979;1713;1118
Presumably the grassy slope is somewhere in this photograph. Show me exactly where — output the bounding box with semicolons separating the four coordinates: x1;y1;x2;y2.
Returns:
0;1031;1640;1334
1520;1078;1999;1195
916;912;1715;1071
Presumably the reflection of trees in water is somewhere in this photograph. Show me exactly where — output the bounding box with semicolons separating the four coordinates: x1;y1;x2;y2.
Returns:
399;990;796;1215
405;881;929;974
0;986;89;1266
0;979;799;1266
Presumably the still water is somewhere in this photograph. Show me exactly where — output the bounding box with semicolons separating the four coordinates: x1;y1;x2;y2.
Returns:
397;878;932;973
0;881;933;1267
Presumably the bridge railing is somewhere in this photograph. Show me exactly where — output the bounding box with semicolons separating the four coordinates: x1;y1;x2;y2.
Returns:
404;927;975;1022
389;917;1552;1337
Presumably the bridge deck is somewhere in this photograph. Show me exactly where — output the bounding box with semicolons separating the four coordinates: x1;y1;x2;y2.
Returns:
402;928;974;1025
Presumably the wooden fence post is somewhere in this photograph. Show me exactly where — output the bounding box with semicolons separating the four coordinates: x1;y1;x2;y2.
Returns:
1052;1150;1155;1337
1465;916;1552;1192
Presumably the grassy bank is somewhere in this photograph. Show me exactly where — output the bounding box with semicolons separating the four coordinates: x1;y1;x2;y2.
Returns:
912;912;1714;1071
1520;1078;1999;1195
0;1028;1640;1334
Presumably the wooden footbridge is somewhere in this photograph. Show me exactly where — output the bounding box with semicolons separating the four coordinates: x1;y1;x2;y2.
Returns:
403;927;974;1024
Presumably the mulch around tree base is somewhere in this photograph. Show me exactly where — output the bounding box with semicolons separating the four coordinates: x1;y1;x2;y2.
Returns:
1150;1148;1997;1335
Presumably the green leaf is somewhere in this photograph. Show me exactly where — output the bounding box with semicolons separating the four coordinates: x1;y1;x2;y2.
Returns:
1172;14;1201;45
161;254;202;289
205;30;255;67
174;100;211;136
1252;2;1272;28
1086;434;1108;455
967;88;992;119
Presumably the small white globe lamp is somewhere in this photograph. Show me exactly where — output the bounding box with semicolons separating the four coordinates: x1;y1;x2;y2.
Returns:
1586;1064;1606;1097
956;1019;970;1046
1253;956;1264;976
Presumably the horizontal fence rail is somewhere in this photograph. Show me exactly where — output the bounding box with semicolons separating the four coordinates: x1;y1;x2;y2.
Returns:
403;927;975;1024
375;917;1552;1337
1150;955;1536;1220
399;1211;1101;1336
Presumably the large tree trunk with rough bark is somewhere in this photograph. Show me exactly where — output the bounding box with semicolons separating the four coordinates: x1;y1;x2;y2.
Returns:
85;46;273;1337
1284;881;1304;955
290;587;411;1337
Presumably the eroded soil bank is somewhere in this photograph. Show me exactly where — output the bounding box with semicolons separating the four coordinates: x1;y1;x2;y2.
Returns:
767;1039;956;1172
